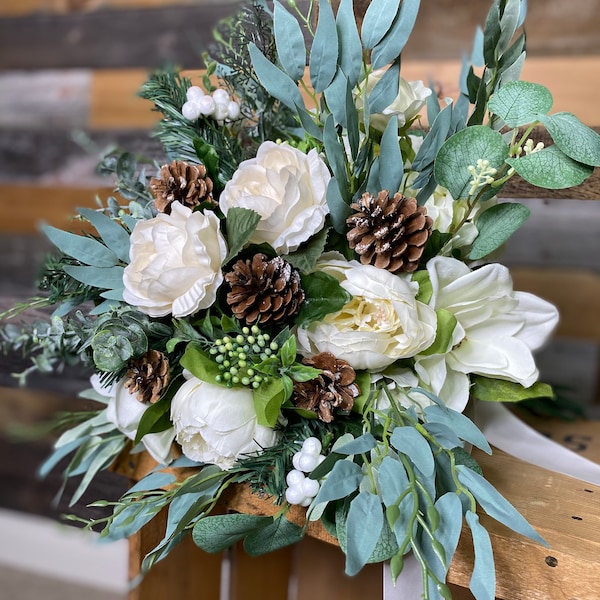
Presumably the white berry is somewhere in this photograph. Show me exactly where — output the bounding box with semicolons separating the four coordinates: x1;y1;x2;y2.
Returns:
197;95;216;116
296;452;320;473
186;86;205;101
300;477;320;498
302;437;322;456
286;469;305;486
227;101;240;120
182;101;201;120
212;88;229;104
285;486;306;505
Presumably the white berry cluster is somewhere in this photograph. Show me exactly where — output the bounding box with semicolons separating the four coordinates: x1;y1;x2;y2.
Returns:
285;437;325;507
181;86;241;123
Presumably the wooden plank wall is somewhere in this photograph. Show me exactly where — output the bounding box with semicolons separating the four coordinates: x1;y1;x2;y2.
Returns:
1;0;599;525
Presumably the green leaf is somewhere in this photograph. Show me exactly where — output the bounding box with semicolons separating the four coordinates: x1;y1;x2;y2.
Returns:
313;460;363;504
351;370;372;414
457;466;547;545
192;514;272;553
390;426;434;477
412;269;433;304
378;117;403;194
193;138;219;177
466;511;496;600
452;446;483;475
488;81;553;127
368;60;400;116
273;1;306;82
78;208;131;264
310;0;339;93
280;335;296;367
224;207;262;262
360;0;400;49
249;43;305;111
434;126;508;200
296;271;352;328
345;492;384;575
134;393;173;444
469;202;530;260
42;225;119;267
243;517;304;556
371;0;421;70
505;145;593;189
470;376;554;403
283;227;330;273
253;377;287;427
539;112;600;167
420;309;457;356
286;364;321;382
180;344;222;385
335;0;362;87
62;265;125;290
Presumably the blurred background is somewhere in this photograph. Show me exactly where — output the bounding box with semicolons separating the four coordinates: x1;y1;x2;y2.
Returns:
0;0;599;598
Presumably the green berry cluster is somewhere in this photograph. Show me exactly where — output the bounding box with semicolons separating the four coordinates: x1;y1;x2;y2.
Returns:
209;325;279;389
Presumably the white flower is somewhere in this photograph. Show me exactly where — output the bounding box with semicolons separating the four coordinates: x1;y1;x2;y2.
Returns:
297;257;437;371
219;141;331;253
94;376;175;465
122;202;227;318
170;375;279;470
356;70;431;132
416;256;559;408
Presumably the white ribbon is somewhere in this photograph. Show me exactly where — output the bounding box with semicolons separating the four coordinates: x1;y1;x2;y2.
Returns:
384;402;600;599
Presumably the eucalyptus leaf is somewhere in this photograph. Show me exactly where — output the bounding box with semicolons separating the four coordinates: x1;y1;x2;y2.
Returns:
378;117;403;194
244;516;305;556
78;207;131;263
371;0;421;70
310;0;339;93
334;433;377;455
43;225;119;268
224;207;262;262
505;145;593;189
313;459;363;504
434;126;508;200
469;202;530;260
470;376;554;403
539;112;600;167
335;0;362;87
488;81;553;127
360;0;400;49
126;472;177;496
466;511;496;600
62;265;125;290
249;43;305;111
273;1;306;82
497;0;521;56
324;70;351;128
457;465;547;545
411;102;453;172
378;455;409;506
390;426;434;477
192;513;272;553
424;405;491;454
368;60;400;116
482;1;501;67
345;492;384;575
323;115;350;197
433;492;464;576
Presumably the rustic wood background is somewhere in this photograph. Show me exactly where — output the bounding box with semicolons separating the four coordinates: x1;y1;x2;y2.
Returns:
0;0;599;538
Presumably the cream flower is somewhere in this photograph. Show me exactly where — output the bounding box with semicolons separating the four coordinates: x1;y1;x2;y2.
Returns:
170;375;279;470
122;202;227;318
416;256;559;408
95;376;175;465
219;141;331;254
356;70;431;132
297;257;437;371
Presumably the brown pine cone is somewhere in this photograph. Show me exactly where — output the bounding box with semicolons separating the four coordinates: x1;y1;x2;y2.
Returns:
346;190;433;273
150;160;214;214
292;352;360;423
124;349;170;404
225;254;304;325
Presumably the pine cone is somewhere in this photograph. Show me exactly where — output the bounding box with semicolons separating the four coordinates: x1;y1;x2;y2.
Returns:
225;254;304;325
346;191;433;273
292;352;360;423
150;160;214;214
124;349;170;404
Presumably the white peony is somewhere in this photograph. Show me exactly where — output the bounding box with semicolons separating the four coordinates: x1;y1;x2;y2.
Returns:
170;374;279;470
415;256;559;410
356;70;431;132
219;141;331;254
123;202;227;318
94;375;175;465
297;257;437;371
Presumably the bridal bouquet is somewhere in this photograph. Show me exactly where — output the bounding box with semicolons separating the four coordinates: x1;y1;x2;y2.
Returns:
2;0;599;598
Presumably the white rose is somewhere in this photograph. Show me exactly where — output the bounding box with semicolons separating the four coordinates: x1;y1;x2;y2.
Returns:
170;375;279;470
123;202;227;318
418;256;559;399
297;258;437;371
96;376;175;465
356;70;431;132
219;141;331;254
